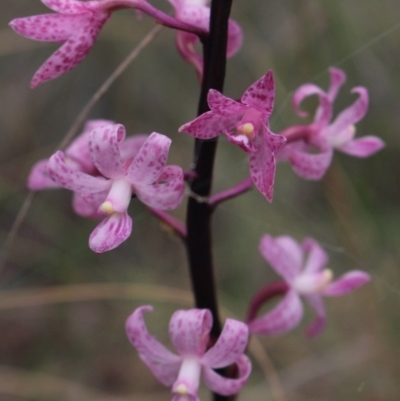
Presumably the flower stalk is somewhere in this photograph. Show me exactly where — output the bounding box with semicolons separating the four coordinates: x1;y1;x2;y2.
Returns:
185;0;232;342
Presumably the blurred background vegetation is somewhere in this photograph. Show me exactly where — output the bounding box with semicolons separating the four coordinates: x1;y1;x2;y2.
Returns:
0;1;399;400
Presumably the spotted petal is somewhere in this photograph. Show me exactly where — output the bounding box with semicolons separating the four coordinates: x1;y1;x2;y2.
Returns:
248;290;303;335
302;238;328;274
208;90;246;116
9;14;89;42
41;0;88;14
304;294;326;337
202;354;251;396
89;124;125;179
30;13;109;88
325;87;368;138
27;159;59;190
180;111;240;139
337;136;385;157
135;165;184;210
323;271;371;296
241;70;275;117
249;127;285;202
127;133;171;185
288;143;333;180
47;151;109;193
201;319;248;369
126;306;181;386
89;211;132;253
259;235;303;282
169;309;212;356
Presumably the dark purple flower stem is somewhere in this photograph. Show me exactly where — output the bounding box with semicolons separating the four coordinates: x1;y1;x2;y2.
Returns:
246;281;289;323
185;0;232;340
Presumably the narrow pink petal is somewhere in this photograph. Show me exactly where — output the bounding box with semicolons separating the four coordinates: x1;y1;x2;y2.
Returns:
126;306;181;386
249;127;285;202
135;165;184;210
326;67;346;101
41;0;88;14
89;124;125;179
119;134;149;161
337;136;385;157
289;146;333;180
325;87;369;136
302;238;328;274
89;211;132;253
259;235;303;282
292;84;333;125
304;294;326;337
127;133;171;185
169;309;212;356
201;319;248;369
27;159;59;190
175;31;203;76
323;270;371;297
47;151;109;193
179;112;239;139
227;19;243;57
248;290;303;335
241;70;275;117
202;354;251;396
207;90;245;116
9;14;88;42
30;13;109;88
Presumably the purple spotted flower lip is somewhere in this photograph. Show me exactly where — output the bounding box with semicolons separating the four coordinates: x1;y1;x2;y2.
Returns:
126;306;251;401
277;67;385;179
167;0;242;76
179;70;286;201
248;235;371;337
9;0;206;88
47;124;184;253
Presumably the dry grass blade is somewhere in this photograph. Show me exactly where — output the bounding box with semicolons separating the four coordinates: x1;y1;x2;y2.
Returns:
0;25;162;276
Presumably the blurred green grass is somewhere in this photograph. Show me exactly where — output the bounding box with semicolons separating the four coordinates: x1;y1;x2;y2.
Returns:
0;1;400;400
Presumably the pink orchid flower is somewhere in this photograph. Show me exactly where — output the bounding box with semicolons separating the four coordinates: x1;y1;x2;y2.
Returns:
167;0;242;76
47;124;184;252
277;67;385;179
126;306;251;401
10;0;205;88
27;119;149;218
179;70;286;201
248;235;371;337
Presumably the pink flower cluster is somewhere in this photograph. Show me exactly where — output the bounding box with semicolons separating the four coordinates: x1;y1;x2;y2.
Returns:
11;2;383;399
126;306;251;401
28;121;184;253
278;67;385;179
10;0;242;87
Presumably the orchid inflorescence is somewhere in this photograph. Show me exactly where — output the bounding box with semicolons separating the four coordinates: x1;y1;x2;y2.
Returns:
10;1;384;400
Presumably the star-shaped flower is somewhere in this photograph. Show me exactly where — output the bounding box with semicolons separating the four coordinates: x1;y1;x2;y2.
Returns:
47;124;184;252
277;67;385;179
167;0;242;76
126;306;251;401
10;0;205;88
179;70;286;201
248;235;371;337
